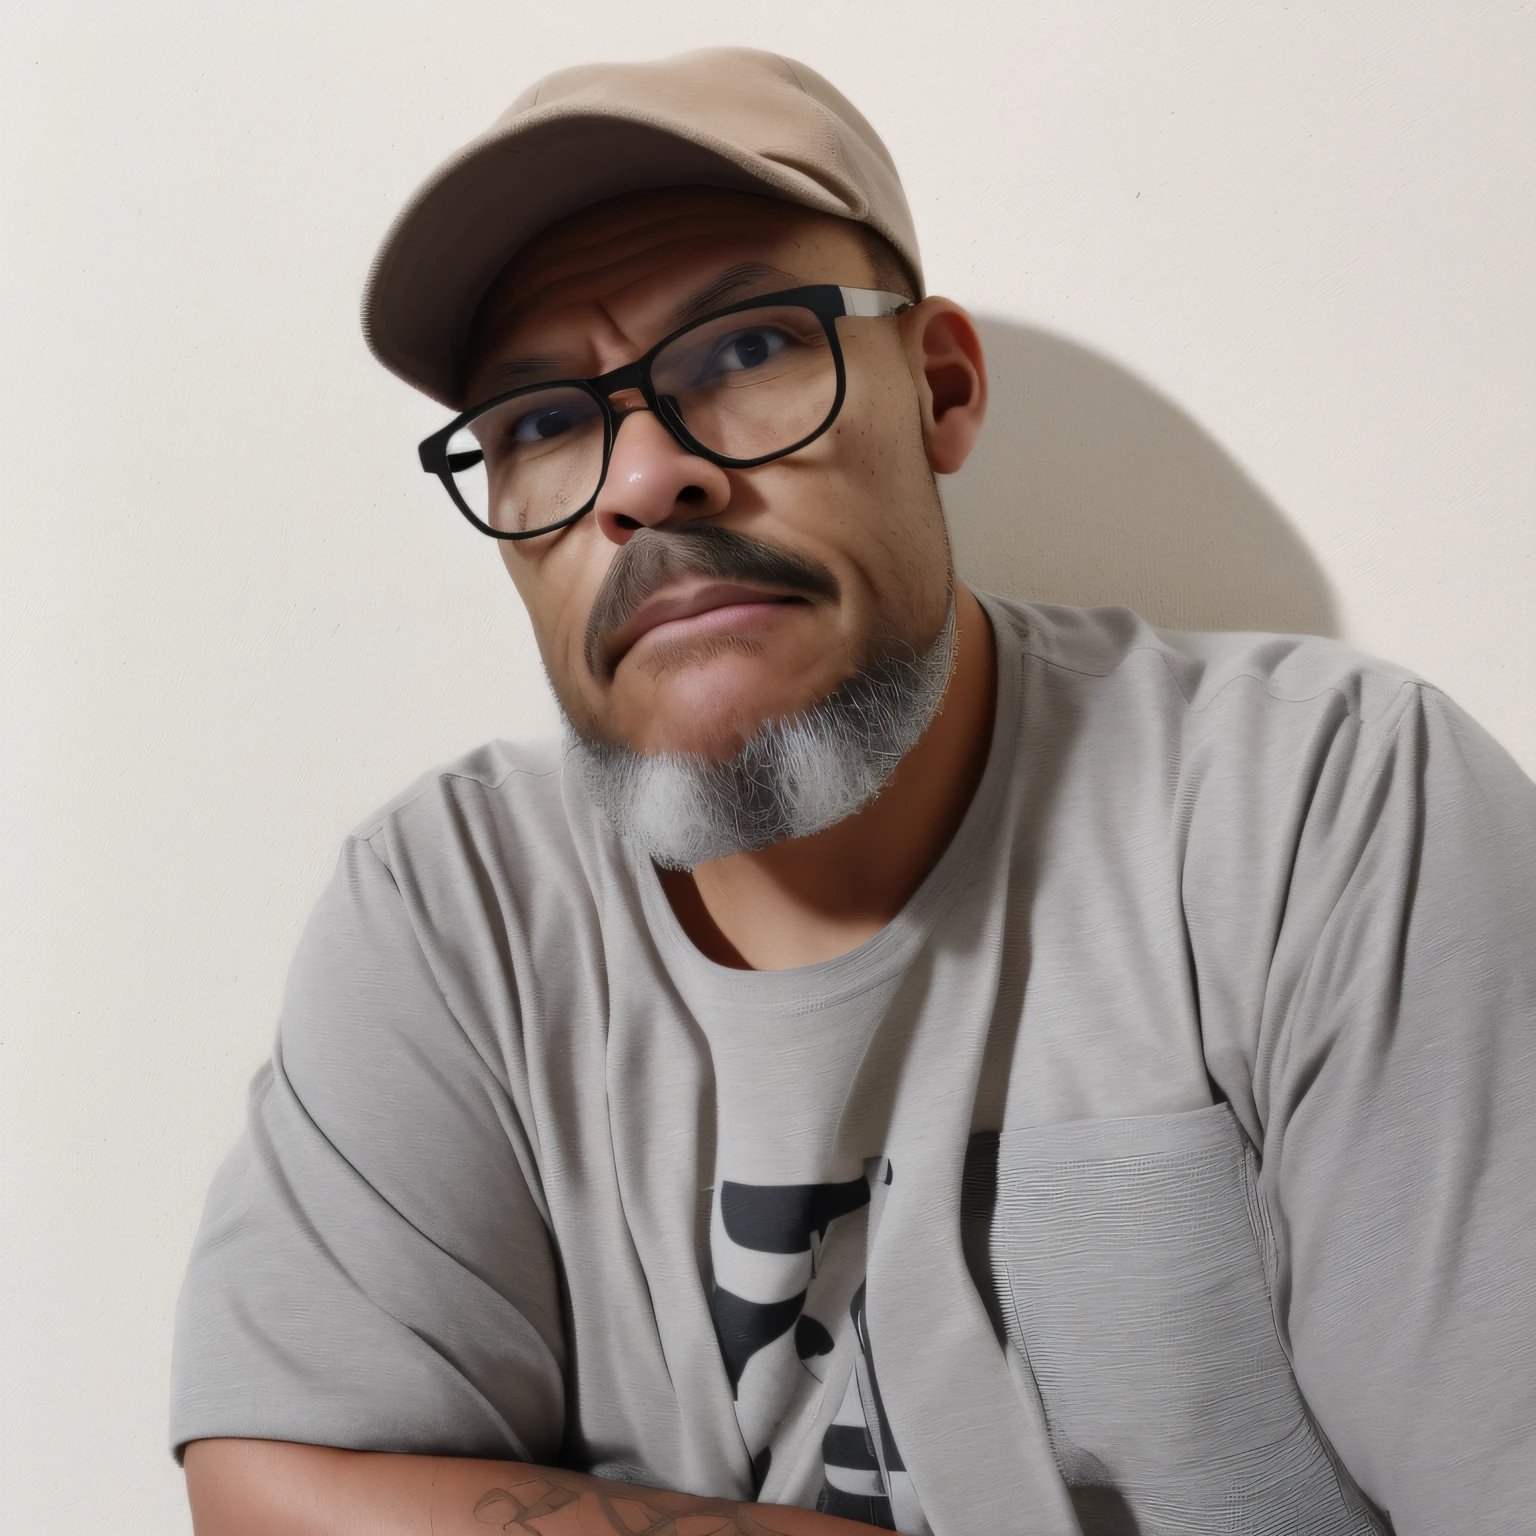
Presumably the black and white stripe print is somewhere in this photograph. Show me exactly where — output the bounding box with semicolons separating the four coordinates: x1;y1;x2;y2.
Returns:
706;1157;929;1533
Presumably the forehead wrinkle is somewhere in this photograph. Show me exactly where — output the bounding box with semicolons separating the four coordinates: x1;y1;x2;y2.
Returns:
497;228;785;325
493;208;766;322
481;306;637;390
468;200;868;400
483;240;806;374
592;290;643;362
481;262;783;393
518;204;743;273
485;191;844;317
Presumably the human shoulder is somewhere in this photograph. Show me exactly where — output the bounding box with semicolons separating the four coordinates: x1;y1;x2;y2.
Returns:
316;736;609;983
284;732;616;1102
984;592;1432;756
342;735;571;866
325;733;624;1015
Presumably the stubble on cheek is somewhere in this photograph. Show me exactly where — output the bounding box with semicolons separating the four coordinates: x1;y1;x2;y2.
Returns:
508;561;611;739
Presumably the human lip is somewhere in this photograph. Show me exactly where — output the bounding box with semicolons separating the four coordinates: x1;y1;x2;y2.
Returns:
604;580;809;671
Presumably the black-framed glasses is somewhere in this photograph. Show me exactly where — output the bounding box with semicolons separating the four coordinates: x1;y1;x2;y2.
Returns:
418;284;911;540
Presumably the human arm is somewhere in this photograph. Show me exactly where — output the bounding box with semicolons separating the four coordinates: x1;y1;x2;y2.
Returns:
1226;682;1536;1525
170;829;568;1465
183;1439;886;1536
171;821;876;1529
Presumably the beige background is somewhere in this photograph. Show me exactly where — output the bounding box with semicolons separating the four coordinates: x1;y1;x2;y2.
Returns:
3;3;1532;1531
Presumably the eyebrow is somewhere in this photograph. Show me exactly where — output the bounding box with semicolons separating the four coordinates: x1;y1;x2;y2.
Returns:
474;262;802;394
666;261;800;327
474;354;569;392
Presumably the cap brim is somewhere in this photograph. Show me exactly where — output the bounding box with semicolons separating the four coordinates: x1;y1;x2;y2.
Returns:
361;108;858;407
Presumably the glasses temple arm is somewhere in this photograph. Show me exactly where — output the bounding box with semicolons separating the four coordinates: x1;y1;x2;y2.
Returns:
838;287;913;319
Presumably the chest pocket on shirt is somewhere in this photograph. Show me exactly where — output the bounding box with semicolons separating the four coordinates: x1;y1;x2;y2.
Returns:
971;1103;1388;1536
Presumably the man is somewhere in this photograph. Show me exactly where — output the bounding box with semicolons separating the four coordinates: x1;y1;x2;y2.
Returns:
173;47;1536;1536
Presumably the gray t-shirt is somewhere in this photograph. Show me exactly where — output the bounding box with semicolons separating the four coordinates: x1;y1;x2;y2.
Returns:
170;595;1536;1535
694;947;929;1532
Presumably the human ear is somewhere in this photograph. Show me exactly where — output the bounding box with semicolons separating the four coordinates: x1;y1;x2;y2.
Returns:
901;298;988;475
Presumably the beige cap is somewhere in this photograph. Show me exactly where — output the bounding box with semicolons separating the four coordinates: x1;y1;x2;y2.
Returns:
360;47;923;406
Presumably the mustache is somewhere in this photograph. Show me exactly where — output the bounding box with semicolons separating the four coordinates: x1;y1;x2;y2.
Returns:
584;523;840;677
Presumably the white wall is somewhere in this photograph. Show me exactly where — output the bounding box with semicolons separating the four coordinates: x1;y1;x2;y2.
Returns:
3;3;1531;1530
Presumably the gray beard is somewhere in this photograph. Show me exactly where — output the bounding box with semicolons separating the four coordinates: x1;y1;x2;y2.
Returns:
564;598;958;871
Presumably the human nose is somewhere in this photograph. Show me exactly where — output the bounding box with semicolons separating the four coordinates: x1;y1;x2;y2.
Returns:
590;398;732;546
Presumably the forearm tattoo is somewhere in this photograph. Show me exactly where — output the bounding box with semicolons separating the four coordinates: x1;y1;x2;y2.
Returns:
474;1474;790;1536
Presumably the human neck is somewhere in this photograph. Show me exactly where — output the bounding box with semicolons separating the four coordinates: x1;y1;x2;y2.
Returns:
656;584;998;971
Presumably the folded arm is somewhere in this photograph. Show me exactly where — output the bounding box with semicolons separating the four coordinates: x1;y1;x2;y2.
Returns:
184;1439;886;1536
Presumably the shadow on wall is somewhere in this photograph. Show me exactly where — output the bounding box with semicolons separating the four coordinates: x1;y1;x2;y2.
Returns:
945;319;1339;638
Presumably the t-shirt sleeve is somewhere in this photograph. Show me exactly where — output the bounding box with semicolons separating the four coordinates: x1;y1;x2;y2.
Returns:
169;831;567;1463
1254;684;1536;1528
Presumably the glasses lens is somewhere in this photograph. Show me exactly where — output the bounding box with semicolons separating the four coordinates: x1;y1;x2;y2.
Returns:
651;305;836;461
445;385;605;535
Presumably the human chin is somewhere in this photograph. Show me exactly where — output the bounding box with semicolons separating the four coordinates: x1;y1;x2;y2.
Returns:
607;628;851;760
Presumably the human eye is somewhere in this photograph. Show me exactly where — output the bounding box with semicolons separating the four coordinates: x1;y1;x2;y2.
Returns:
509;404;580;444
698;325;791;381
652;308;822;401
473;389;600;464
